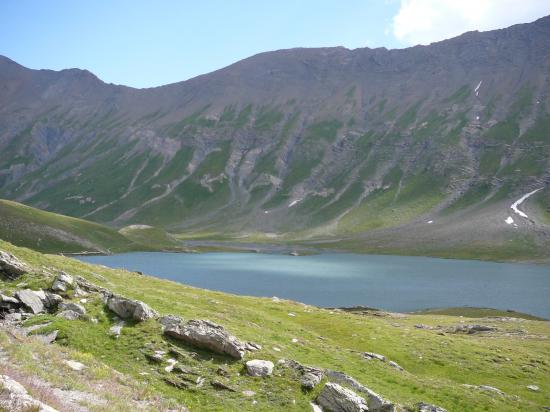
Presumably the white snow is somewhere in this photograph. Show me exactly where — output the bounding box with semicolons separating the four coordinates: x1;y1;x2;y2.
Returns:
474;80;482;96
288;199;302;208
505;216;514;225
510;188;542;219
427;220;433;224
264;210;269;214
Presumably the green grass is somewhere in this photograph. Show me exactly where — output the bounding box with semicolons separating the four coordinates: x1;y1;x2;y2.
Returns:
413;307;546;321
118;225;186;251
0;240;548;411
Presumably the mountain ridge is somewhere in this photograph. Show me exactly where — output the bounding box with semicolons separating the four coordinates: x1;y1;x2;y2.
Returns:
0;16;549;259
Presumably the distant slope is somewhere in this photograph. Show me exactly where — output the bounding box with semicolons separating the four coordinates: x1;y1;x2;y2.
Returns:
119;224;185;251
0;199;139;253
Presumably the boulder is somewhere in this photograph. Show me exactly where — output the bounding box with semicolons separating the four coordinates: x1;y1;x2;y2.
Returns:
326;370;394;411
286;359;325;389
44;293;63;310
363;352;386;362
0;374;58;412
246;360;274;377
59;302;86;315
51;272;74;293
316;382;369;412
416;402;447;412
388;361;404;371
160;317;246;359
106;295;157;321
14;289;45;314
0;251;28;280
57;310;82;320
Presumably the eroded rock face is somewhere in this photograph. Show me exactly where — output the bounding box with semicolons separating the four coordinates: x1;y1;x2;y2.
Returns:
14;289;45;314
106;295;157;321
316;382;368;412
246;360;274;377
0;251;28;280
160;317;246;359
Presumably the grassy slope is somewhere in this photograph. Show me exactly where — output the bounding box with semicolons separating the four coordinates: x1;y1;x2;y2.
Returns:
0;199;139;254
118;225;186;251
1;240;548;411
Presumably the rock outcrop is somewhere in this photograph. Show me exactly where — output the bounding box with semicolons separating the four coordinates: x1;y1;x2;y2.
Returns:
160;316;246;359
246;360;274;377
14;289;45;314
51;272;74;293
0;374;58;412
316;382;369;412
106;295;157;321
416;402;447;412
326;370;395;411
0;251;28;280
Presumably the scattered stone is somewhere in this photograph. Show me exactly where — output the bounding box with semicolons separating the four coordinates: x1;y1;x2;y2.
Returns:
57;310;82;320
163;377;189;389
144;351;164;363
416;402;448;412
363;352;386;362
44;292;63;310
15;289;45;314
326;370;394;411
414;324;433;330
107;295;157;321
165;358;177;373
161;317;246;359
64;360;86;371
463;384;505;396
216;367;230;377
59;302;86;315
273;347;281;352
74;276;109;294
3;312;22;322
286;359;325;390
388;361;404;371
109;319;125;338
245;341;262;351
246;360;274;377
211;380;236;392
316;382;368;412
527;384;539;392
0;374;58;412
51;272;74;293
450;324;497;334
242;390;256;397
0;251;29;280
291;338;299;343
271;296;281;302
288;312;296;317
0;294;20;305
36;330;58;344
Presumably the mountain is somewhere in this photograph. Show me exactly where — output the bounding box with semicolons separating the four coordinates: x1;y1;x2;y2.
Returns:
0;16;549;259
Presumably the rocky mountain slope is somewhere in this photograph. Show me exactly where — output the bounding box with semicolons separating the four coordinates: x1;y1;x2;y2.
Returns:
0;17;549;257
0;241;548;411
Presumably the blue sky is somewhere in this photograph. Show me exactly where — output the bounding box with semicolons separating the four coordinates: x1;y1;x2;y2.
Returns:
1;0;548;88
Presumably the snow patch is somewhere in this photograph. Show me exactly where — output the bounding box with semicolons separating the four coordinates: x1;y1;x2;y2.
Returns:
510;188;542;219
505;216;514;225
427;220;433;224
474;80;482;96
288;199;302;208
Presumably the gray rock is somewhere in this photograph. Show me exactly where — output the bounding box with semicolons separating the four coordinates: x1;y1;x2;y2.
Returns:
57;310;82;320
326;370;393;411
246;359;274;377
15;289;45;314
245;341;262;351
3;312;22;322
36;330;58;344
51;272;74;293
0;251;29;280
316;382;368;412
526;384;539;392
161;317;246;359
388;361;404;371
416;402;448;412
363;352;386;362
0;374;58;411
106;295;157;321
59;302;86;315
44;292;63;310
109;319;125;338
286;359;325;389
0;294;20;305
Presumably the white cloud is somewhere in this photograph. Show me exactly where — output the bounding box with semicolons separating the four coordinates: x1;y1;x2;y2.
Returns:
393;0;550;45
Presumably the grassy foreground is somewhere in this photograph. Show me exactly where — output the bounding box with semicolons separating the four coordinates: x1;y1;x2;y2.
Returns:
0;239;548;411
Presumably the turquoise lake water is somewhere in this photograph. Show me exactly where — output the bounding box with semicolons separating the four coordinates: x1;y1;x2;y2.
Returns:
77;252;550;318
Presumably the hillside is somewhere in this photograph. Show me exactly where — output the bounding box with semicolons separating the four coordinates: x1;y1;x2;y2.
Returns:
0;240;548;411
0;17;549;259
0;199;186;253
